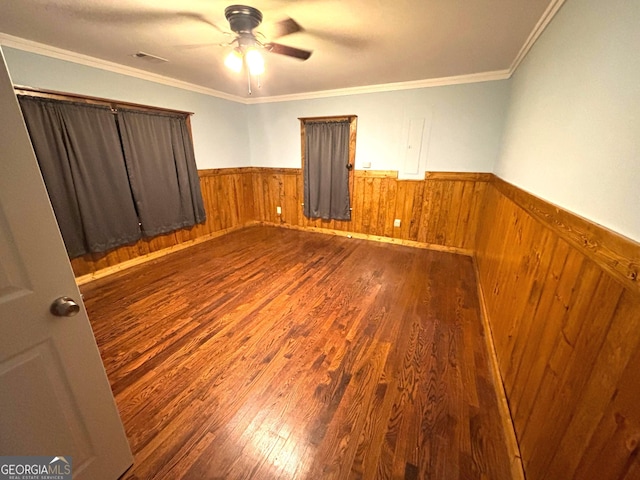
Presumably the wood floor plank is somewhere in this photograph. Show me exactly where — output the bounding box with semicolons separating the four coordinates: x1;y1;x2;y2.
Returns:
81;226;513;480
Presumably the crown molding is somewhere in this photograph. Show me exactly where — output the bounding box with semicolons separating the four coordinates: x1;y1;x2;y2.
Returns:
1;0;565;107
0;33;246;104
508;0;567;75
245;70;512;104
0;33;511;105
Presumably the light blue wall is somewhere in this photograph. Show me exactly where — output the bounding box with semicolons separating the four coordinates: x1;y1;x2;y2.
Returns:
3;46;510;177
495;0;640;241
2;47;250;169
4;0;638;241
248;82;510;177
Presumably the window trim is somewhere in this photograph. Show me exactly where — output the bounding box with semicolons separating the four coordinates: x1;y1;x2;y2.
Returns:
14;85;193;117
14;85;196;138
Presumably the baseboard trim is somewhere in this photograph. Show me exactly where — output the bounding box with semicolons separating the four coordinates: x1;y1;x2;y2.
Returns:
473;256;525;480
76;221;474;284
252;221;475;257
75;224;249;286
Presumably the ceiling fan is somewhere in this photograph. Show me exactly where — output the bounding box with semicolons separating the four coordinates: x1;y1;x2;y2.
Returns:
221;5;312;92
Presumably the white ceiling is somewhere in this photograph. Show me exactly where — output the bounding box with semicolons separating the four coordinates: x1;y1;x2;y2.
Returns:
0;0;561;101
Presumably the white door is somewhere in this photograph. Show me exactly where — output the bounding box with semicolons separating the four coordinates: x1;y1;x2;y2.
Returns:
0;49;133;478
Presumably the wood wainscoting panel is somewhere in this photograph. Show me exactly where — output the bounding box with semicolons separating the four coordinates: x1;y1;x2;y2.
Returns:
249;168;488;252
71;169;252;278
476;179;640;480
72;168;490;279
491;176;640;295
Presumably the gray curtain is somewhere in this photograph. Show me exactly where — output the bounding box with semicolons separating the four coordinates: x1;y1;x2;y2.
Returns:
18;96;142;258
303;121;351;220
117;109;206;237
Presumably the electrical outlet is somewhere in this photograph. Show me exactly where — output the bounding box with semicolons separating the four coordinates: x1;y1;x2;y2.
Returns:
276;206;282;215
394;219;401;227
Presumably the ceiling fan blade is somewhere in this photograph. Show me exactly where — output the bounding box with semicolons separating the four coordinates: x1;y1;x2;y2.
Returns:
175;42;222;50
177;12;228;35
268;17;303;38
51;4;227;34
266;43;312;60
305;29;369;49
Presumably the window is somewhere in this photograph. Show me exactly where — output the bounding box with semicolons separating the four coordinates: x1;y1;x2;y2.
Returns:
300;115;357;221
16;88;205;258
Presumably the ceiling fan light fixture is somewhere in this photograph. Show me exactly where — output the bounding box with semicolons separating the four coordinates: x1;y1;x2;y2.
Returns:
224;48;243;73
245;48;264;76
220;4;310;93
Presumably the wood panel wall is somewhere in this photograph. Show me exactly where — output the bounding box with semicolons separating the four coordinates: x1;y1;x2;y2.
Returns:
250;168;489;253
476;177;640;480
71;169;252;279
72;168;489;278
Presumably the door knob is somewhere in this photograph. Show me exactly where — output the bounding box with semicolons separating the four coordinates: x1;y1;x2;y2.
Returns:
50;296;80;317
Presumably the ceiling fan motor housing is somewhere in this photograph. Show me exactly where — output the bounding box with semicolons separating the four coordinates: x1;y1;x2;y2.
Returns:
225;5;263;33
223;4;312;61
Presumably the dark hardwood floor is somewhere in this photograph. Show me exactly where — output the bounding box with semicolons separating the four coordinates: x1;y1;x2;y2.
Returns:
81;226;512;480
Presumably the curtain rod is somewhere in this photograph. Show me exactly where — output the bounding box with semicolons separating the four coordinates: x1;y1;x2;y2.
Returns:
14;85;194;117
298;115;357;123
